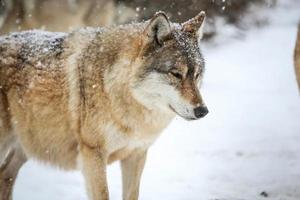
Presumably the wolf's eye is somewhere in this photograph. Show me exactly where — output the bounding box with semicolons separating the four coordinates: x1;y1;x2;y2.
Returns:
195;73;200;80
169;71;183;79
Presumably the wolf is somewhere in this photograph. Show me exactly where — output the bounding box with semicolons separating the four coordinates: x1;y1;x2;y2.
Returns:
295;23;300;91
0;11;208;200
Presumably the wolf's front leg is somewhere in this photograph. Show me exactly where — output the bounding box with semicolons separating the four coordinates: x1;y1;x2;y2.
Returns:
80;144;109;200
121;149;147;200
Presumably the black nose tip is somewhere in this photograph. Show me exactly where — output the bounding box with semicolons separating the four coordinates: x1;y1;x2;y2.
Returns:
194;106;209;118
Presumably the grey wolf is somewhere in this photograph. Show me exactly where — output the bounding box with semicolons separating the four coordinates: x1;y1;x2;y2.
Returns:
0;11;208;200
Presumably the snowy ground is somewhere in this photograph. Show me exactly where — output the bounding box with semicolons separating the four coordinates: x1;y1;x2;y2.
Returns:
13;1;300;200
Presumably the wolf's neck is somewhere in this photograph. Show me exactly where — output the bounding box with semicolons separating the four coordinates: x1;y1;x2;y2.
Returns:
102;58;174;134
75;26;174;134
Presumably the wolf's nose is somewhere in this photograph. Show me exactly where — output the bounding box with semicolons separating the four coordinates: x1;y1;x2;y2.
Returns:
194;106;209;118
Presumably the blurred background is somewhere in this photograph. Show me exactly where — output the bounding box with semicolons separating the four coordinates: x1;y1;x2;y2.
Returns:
0;0;277;38
1;0;300;199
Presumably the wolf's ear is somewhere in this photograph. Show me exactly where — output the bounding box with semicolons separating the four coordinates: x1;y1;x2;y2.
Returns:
182;11;206;40
144;11;171;45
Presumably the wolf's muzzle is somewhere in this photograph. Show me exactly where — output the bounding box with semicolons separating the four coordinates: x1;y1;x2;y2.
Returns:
194;106;209;119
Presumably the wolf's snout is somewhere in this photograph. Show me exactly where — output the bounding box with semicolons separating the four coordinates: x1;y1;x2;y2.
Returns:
194;106;208;118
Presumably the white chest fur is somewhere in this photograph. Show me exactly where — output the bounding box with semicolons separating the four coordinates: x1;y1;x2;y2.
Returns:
103;121;159;155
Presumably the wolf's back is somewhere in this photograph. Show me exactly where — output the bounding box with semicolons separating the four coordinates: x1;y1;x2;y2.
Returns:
0;30;67;63
0;30;67;89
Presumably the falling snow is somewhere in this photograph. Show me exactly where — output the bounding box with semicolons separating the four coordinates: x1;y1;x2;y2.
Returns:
0;0;299;200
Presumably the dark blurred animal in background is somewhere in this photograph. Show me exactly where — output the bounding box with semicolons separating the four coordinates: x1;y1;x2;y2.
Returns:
295;23;300;91
0;0;276;39
0;0;116;34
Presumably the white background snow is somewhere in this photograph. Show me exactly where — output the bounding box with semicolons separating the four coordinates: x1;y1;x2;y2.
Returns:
13;1;300;199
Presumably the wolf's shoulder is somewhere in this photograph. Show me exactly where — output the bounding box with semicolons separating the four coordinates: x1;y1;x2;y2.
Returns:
0;30;67;60
0;30;67;48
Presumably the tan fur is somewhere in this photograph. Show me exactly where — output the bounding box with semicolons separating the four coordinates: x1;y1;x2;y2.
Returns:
295;23;300;91
0;12;207;200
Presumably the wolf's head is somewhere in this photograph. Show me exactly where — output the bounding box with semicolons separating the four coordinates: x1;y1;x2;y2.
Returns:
131;11;208;120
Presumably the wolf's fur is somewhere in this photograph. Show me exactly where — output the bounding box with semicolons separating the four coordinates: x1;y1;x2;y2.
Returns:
295;23;300;91
0;12;207;200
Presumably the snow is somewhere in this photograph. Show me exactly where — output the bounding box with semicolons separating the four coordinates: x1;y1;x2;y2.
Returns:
13;1;300;200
